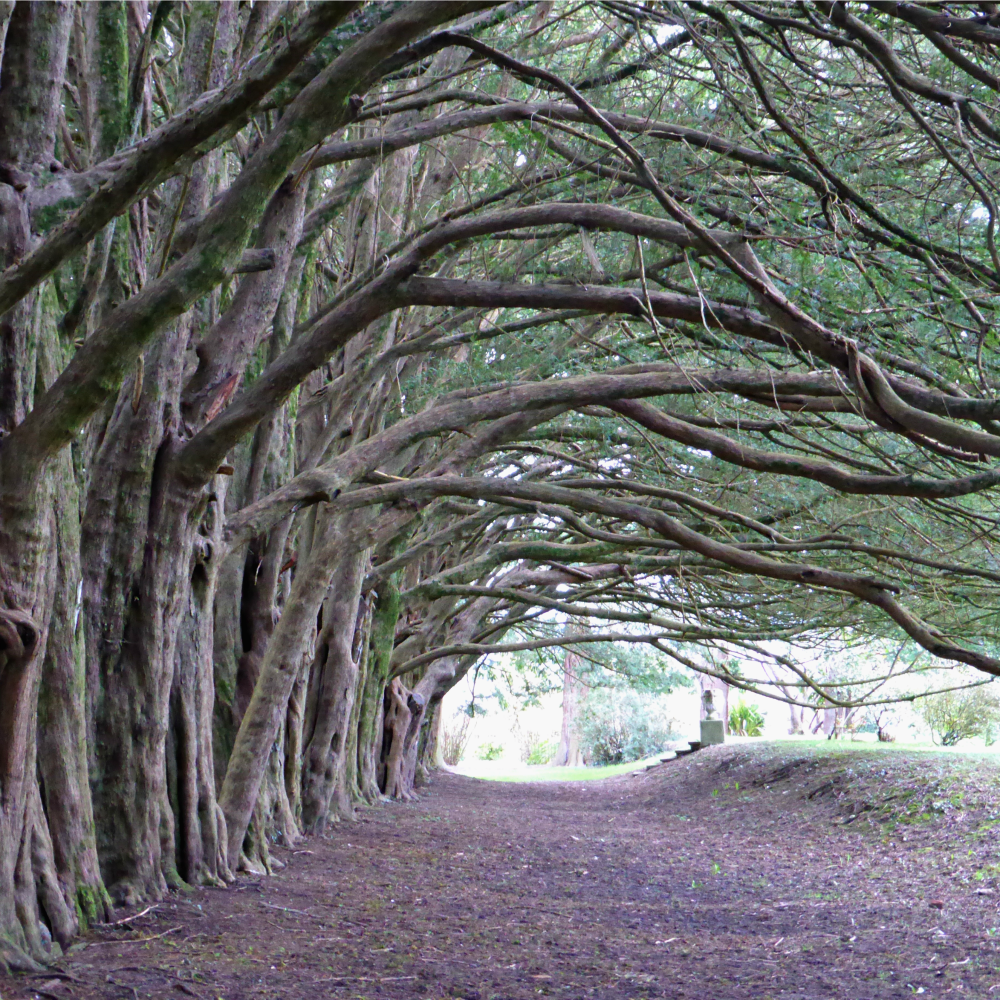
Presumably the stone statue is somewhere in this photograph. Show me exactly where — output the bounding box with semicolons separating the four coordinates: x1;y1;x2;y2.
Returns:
702;689;719;720
700;688;725;745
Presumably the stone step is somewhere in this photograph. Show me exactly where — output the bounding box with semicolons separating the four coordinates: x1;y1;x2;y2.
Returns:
663;740;705;761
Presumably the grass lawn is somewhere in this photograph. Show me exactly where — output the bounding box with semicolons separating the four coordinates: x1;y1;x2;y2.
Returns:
454;736;1000;783
452;753;667;782
767;736;1000;755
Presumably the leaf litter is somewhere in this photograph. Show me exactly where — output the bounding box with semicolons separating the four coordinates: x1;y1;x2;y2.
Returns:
4;743;1000;998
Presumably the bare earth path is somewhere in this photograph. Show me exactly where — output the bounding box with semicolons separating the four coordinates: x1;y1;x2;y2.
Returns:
5;744;1000;1000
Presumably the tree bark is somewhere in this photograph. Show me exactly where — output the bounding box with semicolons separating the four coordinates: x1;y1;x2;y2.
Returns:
380;679;423;801
170;484;233;886
37;447;111;928
82;0;240;902
301;538;368;831
554;641;587;767
0;1;76;961
219;507;349;861
357;566;403;802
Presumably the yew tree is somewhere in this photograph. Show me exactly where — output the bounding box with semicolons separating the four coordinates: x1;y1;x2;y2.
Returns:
2;0;1000;970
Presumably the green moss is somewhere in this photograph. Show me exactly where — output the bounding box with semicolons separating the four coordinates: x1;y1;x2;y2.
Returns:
74;884;112;931
96;2;129;157
32;196;81;235
164;866;193;892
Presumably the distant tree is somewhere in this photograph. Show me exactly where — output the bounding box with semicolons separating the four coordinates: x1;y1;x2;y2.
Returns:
917;688;1000;747
441;715;473;767
554;626;588;767
577;688;678;765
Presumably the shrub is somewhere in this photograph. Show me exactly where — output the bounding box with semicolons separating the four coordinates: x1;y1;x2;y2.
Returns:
519;731;556;765
916;686;1000;746
864;707;896;743
576;688;677;765
477;742;504;761
728;699;765;737
440;715;472;765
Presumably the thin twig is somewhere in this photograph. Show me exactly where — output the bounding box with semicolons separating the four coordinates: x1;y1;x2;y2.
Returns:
110;904;158;926
259;901;316;917
90;925;183;946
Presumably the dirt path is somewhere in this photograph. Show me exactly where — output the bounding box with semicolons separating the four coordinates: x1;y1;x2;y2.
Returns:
5;745;1000;1000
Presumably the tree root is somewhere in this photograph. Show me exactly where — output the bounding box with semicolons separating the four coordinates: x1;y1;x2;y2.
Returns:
0;934;47;974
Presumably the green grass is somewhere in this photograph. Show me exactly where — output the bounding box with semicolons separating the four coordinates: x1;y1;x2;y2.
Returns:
454;753;666;783
767;737;1000;756
455;738;1000;784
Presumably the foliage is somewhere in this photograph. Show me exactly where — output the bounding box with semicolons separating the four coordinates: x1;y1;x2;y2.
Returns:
576;645;694;695
441;716;473;766
9;0;1000;959
576;689;678;765
483;643;693;717
916;687;1000;747
860;707;899;743
729;700;765;738
519;731;556;766
477;742;504;761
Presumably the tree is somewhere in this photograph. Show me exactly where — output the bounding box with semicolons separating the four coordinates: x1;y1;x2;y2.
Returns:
3;0;1000;966
577;687;679;765
554;625;588;767
917;686;1000;747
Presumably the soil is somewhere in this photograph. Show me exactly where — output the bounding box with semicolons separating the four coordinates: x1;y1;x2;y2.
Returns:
5;743;1000;1000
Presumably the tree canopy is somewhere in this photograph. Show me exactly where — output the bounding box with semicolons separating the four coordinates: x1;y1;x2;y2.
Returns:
2;0;1000;969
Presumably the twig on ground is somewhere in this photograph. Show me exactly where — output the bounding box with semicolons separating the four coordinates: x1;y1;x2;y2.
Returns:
110;905;158;926
317;975;419;983
259;901;316;917
105;976;139;1000
90;926;183;946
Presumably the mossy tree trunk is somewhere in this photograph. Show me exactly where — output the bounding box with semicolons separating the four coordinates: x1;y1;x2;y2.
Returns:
301;536;370;831
357;565;404;802
0;1;77;966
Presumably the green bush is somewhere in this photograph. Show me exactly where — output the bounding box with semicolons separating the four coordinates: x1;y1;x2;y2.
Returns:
440;715;472;765
728;699;765;737
916;686;1000;746
520;731;556;765
477;742;504;761
576;688;677;765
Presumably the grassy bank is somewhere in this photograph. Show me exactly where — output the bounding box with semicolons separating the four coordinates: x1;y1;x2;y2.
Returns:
452;753;666;782
454;736;1000;784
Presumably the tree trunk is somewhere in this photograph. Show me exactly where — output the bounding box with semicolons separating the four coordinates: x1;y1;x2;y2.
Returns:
90;466;210;903
220;507;351;862
788;702;805;735
380;678;423;801
417;698;443;782
36;447;111;928
82;0;241;901
554;643;586;767
284;653;311;829
170;484;233;886
0;0;73;963
0;603;47;971
357;566;403;802
301;543;368;831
